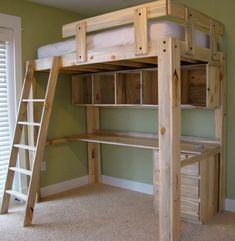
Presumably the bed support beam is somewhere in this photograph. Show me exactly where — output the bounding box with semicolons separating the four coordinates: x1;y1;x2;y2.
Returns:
157;37;181;241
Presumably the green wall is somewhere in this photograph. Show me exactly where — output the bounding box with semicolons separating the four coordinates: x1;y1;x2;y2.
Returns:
0;0;88;187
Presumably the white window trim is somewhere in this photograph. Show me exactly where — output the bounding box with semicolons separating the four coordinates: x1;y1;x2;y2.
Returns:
0;14;23;194
0;14;22;123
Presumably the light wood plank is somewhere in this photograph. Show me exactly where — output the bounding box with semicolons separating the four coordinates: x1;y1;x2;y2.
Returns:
76;22;87;62
157;38;181;241
210;19;219;60
134;7;148;55
185;7;195;55
63;0;167;37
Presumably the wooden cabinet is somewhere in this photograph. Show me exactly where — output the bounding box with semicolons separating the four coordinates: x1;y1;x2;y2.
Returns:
72;64;220;108
154;151;220;223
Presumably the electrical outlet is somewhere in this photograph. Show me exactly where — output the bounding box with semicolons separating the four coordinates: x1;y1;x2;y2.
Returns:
41;161;46;172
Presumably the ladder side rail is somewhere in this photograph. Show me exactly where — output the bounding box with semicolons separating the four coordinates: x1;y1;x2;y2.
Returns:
23;56;60;226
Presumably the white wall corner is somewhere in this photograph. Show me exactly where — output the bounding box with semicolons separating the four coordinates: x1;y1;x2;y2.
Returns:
102;175;153;195
40;176;89;198
225;199;235;213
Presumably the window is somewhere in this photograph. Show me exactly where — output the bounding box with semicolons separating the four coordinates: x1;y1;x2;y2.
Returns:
0;14;22;198
0;34;11;196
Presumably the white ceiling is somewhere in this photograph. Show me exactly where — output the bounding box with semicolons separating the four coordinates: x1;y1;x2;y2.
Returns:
28;0;154;17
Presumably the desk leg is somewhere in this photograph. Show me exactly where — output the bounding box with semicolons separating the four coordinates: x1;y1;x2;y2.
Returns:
87;106;101;184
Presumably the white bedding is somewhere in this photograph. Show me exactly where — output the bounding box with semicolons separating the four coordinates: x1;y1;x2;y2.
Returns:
37;21;209;59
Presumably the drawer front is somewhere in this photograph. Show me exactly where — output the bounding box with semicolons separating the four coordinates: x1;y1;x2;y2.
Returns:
154;173;199;201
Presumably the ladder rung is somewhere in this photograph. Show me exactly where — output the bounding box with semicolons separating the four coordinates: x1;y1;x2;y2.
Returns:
22;99;45;103
18;121;41;127
6;190;27;201
14;144;36;152
9;167;32;176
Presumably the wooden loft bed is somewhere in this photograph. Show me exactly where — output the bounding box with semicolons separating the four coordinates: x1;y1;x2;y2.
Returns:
0;1;226;241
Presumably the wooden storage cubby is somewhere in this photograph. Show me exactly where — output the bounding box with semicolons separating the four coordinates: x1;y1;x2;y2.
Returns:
142;69;158;105
93;74;115;104
72;64;220;108
181;64;220;108
116;72;141;104
72;75;92;104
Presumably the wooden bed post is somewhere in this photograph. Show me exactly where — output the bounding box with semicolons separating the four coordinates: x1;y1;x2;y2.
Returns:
215;53;227;211
157;37;181;241
86;106;101;183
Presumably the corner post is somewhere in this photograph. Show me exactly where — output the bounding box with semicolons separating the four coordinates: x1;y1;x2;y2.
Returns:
158;38;181;241
215;52;227;211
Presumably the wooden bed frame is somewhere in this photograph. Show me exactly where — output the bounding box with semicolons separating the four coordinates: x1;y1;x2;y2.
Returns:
2;1;226;241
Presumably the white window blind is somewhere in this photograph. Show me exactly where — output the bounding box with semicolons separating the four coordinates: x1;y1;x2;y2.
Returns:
0;41;11;196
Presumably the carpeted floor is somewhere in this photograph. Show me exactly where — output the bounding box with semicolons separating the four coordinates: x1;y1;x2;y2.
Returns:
0;184;235;241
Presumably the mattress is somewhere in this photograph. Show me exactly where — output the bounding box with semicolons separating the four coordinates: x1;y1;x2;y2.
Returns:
37;21;209;59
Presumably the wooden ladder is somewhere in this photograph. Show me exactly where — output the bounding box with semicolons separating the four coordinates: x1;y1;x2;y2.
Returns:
0;56;60;226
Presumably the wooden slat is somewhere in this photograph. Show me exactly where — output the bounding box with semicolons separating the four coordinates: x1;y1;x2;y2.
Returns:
6;190;27;201
9;167;32;176
108;60;148;68
14;144;36;152
24;57;60;227
134;7;148;55
63;0;167;37
35;40;218;73
22;99;45;102
185;7;195;55
157;38;181;241
76;22;87;63
18;121;40;127
210;19;219;60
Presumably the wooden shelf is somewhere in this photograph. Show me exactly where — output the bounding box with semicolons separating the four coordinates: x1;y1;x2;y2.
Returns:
72;64;220;108
47;131;220;155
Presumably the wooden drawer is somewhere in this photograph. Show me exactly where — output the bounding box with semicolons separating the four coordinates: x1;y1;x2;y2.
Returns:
153;151;220;224
181;198;200;223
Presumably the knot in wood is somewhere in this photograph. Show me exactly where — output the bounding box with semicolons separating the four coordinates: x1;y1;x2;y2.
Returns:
160;127;166;135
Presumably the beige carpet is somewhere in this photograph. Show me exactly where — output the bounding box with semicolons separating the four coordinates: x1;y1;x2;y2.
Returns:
0;184;235;241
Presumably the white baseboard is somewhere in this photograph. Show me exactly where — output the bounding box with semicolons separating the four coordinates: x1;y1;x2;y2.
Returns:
225;199;235;212
40;174;235;213
102;175;153;195
40;176;88;198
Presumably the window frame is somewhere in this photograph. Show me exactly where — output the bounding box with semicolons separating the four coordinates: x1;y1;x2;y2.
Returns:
0;13;23;195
